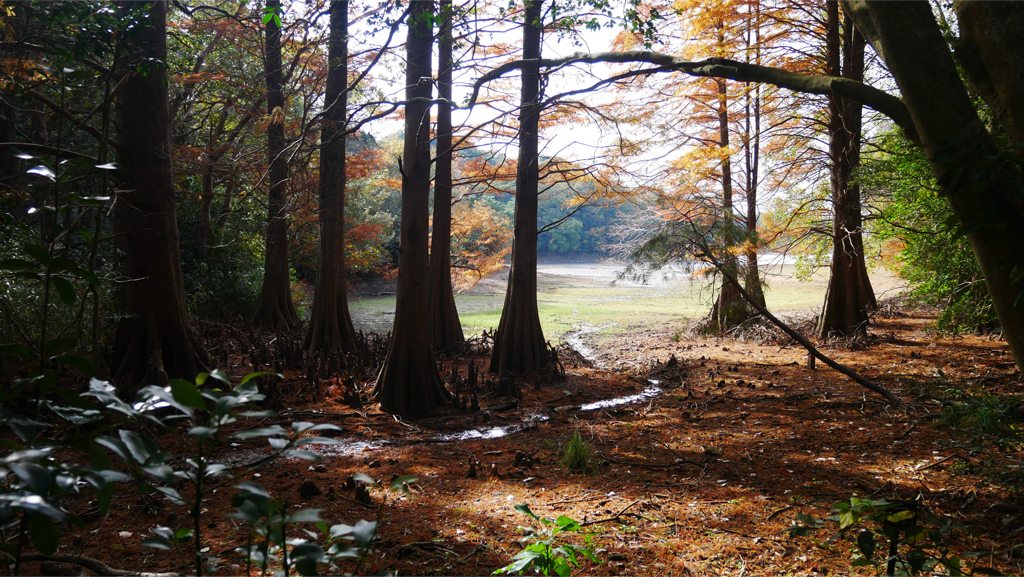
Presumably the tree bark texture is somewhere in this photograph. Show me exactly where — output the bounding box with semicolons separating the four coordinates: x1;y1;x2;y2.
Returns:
710;74;749;333
490;0;551;377
428;0;465;355
372;0;450;416
819;5;874;339
843;0;1024;368
111;0;209;388
304;0;358;354
252;0;299;329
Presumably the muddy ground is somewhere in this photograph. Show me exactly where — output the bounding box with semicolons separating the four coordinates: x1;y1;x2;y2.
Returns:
19;266;1024;577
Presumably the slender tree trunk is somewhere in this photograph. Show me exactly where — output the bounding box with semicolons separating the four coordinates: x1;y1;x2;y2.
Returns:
198;106;229;256
490;0;551;377
710;73;749;332
428;0;465;355
304;0;357;354
252;0;299;329
843;0;1024;368
743;3;766;310
818;4;874;339
111;0;209;388
372;0;450;416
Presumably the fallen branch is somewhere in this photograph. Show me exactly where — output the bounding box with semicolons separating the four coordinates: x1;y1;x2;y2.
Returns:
915;453;966;472
581;499;642;526
700;247;903;405
17;554;178;577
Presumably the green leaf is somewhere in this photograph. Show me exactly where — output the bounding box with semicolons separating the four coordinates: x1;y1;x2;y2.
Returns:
141;536;172;550
856;530;876;559
95;435;132;462
240;371;275;386
886;509;915;523
286;509;324;524
170;379;207;410
27;165;56;182
29;514;60;555
389;475;419;493
0;258;36;271
514;503;539;520
352;472;375;485
52;353;95;375
352;519;377;550
0;343;34;358
283;449;321;462
51;276;76;305
11;462;52;495
119;430;152;464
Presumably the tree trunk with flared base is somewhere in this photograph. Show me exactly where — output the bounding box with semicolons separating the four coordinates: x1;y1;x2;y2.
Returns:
489;0;550;377
428;0;464;355
371;0;450;416
111;0;209;388
818;6;874;339
252;0;298;330
304;0;357;354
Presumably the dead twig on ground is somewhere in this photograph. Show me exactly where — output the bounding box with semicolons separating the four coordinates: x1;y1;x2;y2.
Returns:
581;499;643;526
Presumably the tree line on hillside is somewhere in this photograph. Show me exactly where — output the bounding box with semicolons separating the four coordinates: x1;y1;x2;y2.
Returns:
1;0;1023;417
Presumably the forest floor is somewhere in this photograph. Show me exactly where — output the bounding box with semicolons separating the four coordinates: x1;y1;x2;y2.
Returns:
18;270;1024;576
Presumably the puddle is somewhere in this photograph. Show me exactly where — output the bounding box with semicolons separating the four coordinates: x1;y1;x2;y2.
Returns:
579;380;662;411
434;414;549;442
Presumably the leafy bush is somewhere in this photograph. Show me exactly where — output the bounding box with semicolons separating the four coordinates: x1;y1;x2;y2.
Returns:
787;498;998;576
494;504;600;576
865;131;998;334
0;370;399;576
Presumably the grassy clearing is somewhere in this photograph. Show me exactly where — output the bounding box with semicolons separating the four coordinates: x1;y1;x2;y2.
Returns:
348;276;828;344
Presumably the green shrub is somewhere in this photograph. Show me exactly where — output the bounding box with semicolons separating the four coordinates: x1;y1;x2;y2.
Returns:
494;504;600;576
787;498;997;576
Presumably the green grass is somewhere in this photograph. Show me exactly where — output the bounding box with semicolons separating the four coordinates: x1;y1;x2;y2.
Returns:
348;277;827;347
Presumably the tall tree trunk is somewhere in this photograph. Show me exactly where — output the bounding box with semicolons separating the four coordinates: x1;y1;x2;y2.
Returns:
818;4;874;339
304;0;357;353
252;0;299;329
710;72;749;332
372;0;450;416
743;2;766;310
428;0;465;355
111;0;209;388
490;0;550;377
842;0;1024;368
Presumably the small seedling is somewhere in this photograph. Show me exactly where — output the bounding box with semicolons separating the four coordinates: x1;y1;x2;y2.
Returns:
559;430;598;475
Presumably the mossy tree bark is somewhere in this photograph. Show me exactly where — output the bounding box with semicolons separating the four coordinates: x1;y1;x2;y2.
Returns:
372;0;450;416
111;0;209;388
818;4;875;339
428;0;465;355
252;0;299;329
489;0;550;377
304;0;358;354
